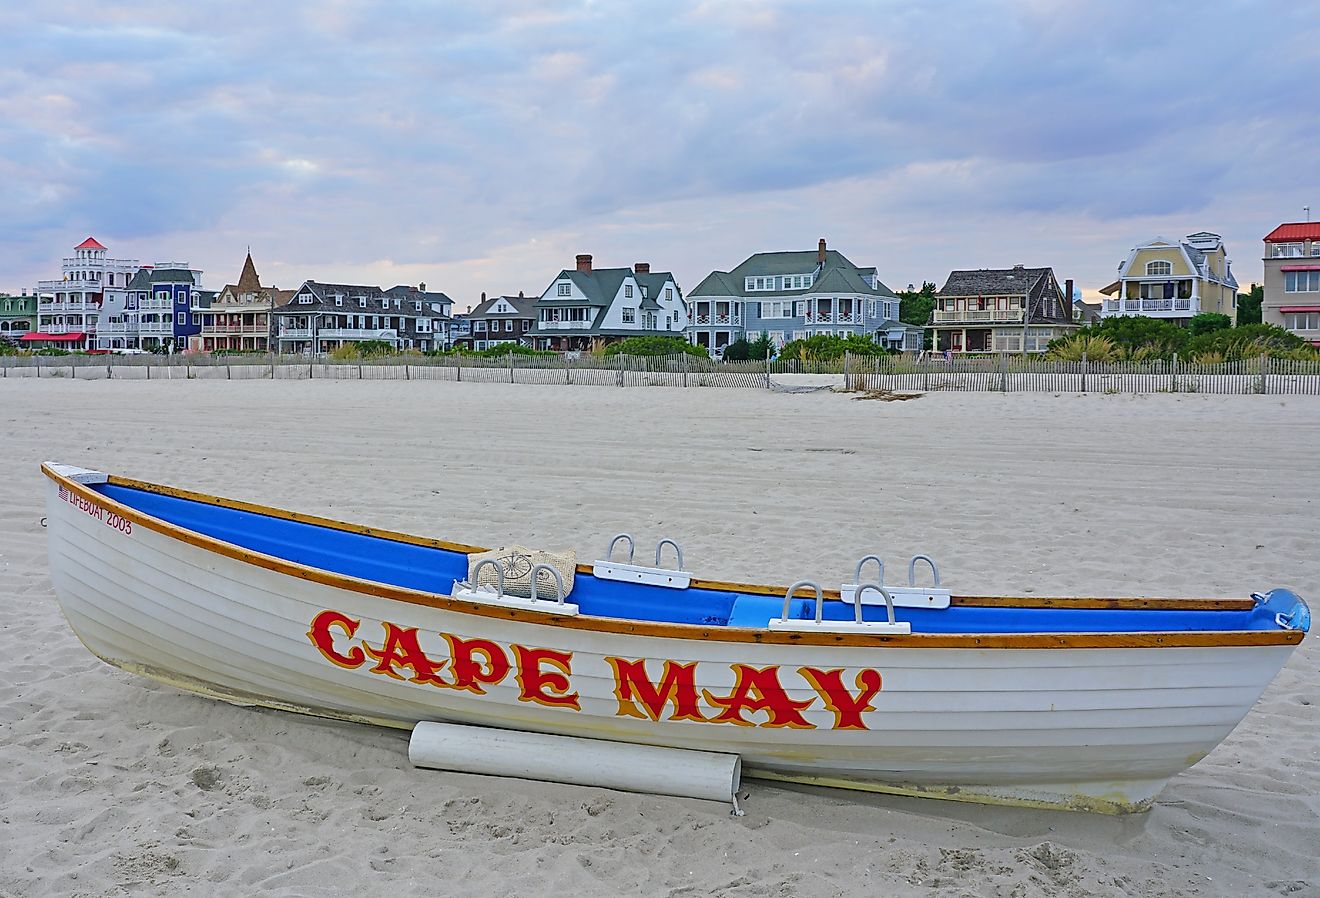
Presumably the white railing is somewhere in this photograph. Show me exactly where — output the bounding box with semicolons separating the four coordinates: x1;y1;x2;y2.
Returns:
138;322;173;334
137;299;172;311
280;328;315;338
317;328;398;341
39;300;100;312
933;308;1025;323
535;320;592;330
202;324;268;334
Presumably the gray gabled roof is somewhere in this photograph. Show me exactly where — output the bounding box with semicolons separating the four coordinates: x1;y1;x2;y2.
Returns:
690;246;895;300
127;268;153;290
689;270;741;297
937;267;1050;297
469;295;537;318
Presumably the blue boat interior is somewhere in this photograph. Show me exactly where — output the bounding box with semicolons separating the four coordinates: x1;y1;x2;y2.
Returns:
97;482;1308;635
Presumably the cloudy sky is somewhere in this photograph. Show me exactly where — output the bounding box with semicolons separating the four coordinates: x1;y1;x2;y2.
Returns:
2;1;1316;306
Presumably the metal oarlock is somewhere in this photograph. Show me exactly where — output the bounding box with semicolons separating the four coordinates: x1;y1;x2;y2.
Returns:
857;583;898;625
471;558;506;595
655;538;684;571
854;554;884;586
606;533;636;564
780;580;824;622
529;564;567;605
908;554;940;588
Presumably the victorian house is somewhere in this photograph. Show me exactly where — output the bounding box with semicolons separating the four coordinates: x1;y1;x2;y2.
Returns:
1098;232;1238;325
1261;222;1320;346
930;266;1077;353
191;252;295;352
528;256;687;351
0;290;36;343
273;281;453;354
685;239;921;354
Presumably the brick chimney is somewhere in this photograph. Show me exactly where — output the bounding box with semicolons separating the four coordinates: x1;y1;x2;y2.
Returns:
634;262;650;274
817;238;827;265
576;254;593;272
419;282;426;292
518;290;524;298
481;291;486;302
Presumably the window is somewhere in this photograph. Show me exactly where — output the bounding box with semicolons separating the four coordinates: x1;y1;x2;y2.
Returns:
557;282;571;296
1285;312;1320;330
174;313;183;325
359;298;367;308
625;285;633;298
1146;261;1172;276
505;320;513;332
335;297;343;306
665;288;672;300
622;308;636;324
793;301;806;318
1284;271;1320;292
414;301;422;312
474;320;486;332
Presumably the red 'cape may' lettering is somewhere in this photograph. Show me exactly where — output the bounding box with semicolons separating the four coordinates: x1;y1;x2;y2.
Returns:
606;658;707;723
703;664;815;729
305;610;887;731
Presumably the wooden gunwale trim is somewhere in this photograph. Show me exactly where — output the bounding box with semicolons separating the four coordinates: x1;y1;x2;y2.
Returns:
42;465;1299;650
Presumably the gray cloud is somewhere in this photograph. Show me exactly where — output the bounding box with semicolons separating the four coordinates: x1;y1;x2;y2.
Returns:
0;0;1316;301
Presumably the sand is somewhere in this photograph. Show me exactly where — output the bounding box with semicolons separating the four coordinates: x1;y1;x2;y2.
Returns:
1;379;1316;897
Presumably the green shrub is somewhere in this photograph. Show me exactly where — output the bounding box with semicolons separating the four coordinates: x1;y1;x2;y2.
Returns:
777;334;887;362
722;338;751;361
600;336;707;357
1188;313;1233;337
328;344;361;361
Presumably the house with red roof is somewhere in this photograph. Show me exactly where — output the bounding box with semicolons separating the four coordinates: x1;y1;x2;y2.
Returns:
32;237;141;351
1262;222;1320;345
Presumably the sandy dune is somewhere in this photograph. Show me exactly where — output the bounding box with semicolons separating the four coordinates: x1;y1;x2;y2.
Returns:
1;379;1316;897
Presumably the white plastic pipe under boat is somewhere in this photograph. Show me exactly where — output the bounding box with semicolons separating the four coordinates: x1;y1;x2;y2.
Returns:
408;721;743;814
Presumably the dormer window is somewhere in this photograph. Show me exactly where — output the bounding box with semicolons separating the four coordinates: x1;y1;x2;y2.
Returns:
358;298;367;308
1146;261;1172;276
298;294;313;304
335;297;343;306
414;301;422;312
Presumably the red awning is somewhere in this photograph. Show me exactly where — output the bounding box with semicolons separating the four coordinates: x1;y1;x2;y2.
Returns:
20;332;86;342
1280;265;1320;272
1280;306;1320;314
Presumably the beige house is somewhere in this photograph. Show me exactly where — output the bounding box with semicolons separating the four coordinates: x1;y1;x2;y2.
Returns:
1099;233;1238;325
1261;222;1320;346
191;253;294;352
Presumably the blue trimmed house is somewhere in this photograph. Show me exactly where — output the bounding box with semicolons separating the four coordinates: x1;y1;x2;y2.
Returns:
685;239;922;354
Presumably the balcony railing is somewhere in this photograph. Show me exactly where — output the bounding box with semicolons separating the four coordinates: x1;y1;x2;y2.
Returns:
535;320;592;330
933;308;1025;323
38;300;101;312
202;324;268;334
1117;299;1196;313
317;328;399;341
279;328;315;338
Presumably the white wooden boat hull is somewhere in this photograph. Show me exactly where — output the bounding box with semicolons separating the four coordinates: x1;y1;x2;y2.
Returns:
44;466;1304;814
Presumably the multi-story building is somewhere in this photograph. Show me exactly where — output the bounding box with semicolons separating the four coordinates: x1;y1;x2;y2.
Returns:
930;266;1077;353
1261;222;1320;346
456;292;537;350
1098;233;1238;325
0;290;36;344
32;237;140;350
191;253;295;352
528;256;687;352
273;281;453;354
685;239;921;354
